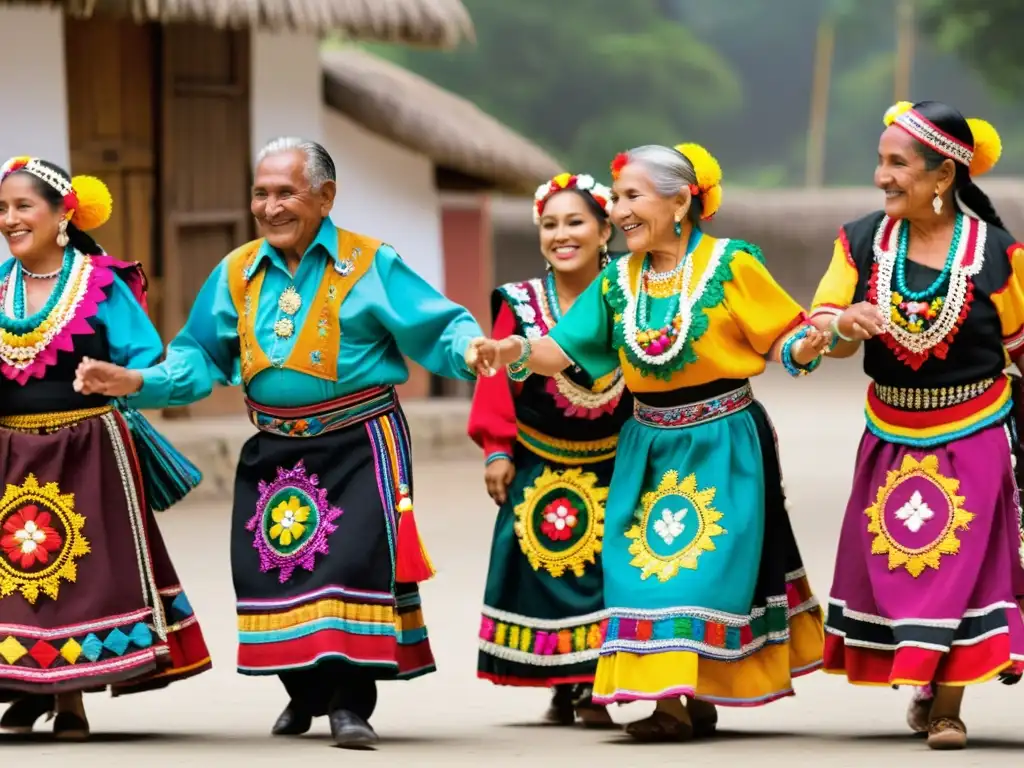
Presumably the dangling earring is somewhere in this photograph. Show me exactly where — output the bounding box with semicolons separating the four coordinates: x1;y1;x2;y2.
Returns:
544;261;553;273
673;218;682;238
56;218;69;248
599;243;610;268
933;190;943;216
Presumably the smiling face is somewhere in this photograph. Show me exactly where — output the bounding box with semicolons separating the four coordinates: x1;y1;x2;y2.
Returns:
610;162;688;254
0;172;65;261
875;125;956;221
251;150;336;257
538;190;611;275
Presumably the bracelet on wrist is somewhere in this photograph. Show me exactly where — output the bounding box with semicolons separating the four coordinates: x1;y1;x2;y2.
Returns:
505;334;532;381
781;327;822;377
485;452;513;467
830;316;856;343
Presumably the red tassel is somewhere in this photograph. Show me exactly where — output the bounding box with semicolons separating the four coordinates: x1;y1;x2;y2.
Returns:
394;486;435;584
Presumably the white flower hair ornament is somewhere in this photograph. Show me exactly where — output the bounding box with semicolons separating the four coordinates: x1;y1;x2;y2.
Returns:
533;172;613;225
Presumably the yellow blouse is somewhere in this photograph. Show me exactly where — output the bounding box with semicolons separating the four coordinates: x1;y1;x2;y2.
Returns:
548;233;807;393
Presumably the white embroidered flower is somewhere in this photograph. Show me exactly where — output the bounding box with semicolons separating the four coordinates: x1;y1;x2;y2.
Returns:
575;174;595;190
895;490;934;533
515;303;537;323
524;325;542;340
653;508;686;545
506;285;530;302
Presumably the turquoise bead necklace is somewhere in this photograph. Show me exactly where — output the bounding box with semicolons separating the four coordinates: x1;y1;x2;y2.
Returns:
894;213;962;300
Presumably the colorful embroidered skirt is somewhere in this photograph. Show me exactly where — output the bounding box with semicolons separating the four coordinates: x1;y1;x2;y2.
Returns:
592;380;824;706
234;387;434;680
478;426;616;687
0;407;211;695
824;379;1024;685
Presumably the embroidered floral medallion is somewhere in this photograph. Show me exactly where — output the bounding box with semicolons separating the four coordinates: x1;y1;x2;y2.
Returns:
514;467;606;578
626;470;725;582
0;474;89;604
245;461;343;583
865;453;972;578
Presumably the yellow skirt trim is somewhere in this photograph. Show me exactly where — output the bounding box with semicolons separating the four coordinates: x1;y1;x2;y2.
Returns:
593;608;824;706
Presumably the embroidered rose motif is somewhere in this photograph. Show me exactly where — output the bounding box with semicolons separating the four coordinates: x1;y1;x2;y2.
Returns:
653;508;686;545
895;490;934;533
540;497;579;542
524;325;542;340
269;496;310;546
1;505;63;569
506;285;530;302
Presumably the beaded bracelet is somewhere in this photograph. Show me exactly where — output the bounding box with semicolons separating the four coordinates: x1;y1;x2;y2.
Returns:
781;326;822;377
485;452;513;466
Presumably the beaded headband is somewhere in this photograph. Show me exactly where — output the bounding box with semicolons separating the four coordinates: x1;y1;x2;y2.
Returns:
0;156;113;231
533;173;613;225
893;110;973;167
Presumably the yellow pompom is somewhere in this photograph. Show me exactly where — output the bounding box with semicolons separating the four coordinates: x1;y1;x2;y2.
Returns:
552;172;572;189
967;117;1002;177
674;142;722;190
701;184;723;221
883;101;914;127
69;174;112;231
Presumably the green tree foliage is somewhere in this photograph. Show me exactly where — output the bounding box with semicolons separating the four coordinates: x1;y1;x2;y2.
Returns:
361;0;743;178
918;0;1024;94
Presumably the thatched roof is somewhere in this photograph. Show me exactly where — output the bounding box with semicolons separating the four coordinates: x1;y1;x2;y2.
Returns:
322;47;561;195
8;0;474;45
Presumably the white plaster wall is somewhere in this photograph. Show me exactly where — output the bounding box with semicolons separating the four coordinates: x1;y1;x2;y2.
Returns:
0;7;70;261
250;31;324;160
322;109;444;290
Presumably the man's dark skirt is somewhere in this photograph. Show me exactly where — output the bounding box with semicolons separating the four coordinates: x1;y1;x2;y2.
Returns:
234;387;434;688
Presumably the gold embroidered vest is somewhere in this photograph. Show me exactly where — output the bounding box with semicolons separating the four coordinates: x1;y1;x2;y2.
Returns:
226;228;380;385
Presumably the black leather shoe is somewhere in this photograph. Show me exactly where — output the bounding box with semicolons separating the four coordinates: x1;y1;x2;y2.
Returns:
53;711;89;741
271;702;312;736
0;695;55;734
328;709;378;748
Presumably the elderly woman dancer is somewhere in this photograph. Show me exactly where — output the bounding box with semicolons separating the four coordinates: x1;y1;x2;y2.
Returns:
469;172;631;727
810;100;1024;751
470;142;828;742
0;157;210;740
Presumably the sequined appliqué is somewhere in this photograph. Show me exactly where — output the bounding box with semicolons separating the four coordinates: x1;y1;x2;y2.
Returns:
626;470;725;582
245;461;343;583
0;474;89;604
865;453;972;577
514;467;606;578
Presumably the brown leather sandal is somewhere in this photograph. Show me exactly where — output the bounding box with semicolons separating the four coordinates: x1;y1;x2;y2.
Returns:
927;716;967;750
625;710;694;743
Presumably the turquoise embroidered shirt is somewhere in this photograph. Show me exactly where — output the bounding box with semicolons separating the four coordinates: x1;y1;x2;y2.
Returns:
131;217;482;409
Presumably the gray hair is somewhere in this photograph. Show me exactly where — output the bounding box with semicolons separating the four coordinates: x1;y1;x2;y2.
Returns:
257;137;337;190
624;144;703;224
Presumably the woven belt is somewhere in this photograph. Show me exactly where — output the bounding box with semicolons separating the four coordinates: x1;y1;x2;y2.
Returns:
873;378;996;411
0;405;113;433
247;386;396;438
633;383;753;429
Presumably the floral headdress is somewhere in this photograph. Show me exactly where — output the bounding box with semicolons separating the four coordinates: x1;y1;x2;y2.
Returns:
533;172;613;225
610;143;723;221
882;101;1002;177
0;156;113;231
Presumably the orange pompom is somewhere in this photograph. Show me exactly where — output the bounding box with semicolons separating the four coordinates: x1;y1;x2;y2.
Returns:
967;117;1002;177
883;101;914;127
69;175;112;231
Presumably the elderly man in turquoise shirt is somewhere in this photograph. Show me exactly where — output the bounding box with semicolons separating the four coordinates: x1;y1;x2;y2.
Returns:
75;137;491;748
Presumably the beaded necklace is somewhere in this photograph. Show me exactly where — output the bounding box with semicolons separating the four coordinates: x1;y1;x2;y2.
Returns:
632;248;692;358
543;270;563;322
871;213;985;367
2;248;74;328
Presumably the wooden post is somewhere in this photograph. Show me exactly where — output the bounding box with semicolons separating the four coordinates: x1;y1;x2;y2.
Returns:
894;0;915;101
805;14;835;188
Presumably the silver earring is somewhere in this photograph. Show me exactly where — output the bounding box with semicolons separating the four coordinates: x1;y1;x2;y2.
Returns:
56;219;69;247
933;192;943;215
599;244;610;268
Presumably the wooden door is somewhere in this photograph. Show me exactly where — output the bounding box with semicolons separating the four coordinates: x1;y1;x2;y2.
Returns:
64;18;160;319
159;24;252;417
